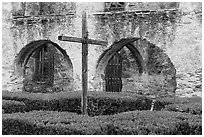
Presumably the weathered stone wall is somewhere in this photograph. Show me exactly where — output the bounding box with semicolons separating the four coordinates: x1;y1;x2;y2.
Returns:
90;4;177;93
2;3;16;90
2;2;177;92
23;46;73;93
2;2;80;91
125;2;178;11
94;38;176;94
166;2;202;97
2;2;201;97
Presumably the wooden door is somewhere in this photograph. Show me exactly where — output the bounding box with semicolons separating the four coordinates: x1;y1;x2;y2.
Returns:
105;53;122;92
34;44;54;85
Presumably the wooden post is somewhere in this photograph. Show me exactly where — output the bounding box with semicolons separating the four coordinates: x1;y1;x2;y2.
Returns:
81;11;88;115
58;11;107;115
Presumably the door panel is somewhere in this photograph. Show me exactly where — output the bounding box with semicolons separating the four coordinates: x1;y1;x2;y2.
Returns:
105;53;122;92
34;44;54;85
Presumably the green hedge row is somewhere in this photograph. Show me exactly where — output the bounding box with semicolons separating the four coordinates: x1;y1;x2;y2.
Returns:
2;91;152;116
2;110;202;135
157;96;202;105
164;103;202;115
2;100;27;113
155;96;202;115
2;91;202;115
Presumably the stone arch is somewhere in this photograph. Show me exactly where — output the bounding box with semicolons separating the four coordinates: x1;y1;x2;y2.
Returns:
95;37;177;94
96;37;144;79
14;40;74;92
14;40;73;78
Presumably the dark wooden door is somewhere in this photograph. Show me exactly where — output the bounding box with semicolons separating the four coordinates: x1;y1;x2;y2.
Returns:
34;43;54;85
105;53;122;92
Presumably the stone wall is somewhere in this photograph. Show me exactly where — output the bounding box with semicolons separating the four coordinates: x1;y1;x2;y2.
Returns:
90;5;177;93
23;45;73;93
166;2;202;97
125;2;178;11
2;2;80;91
2;2;201;97
94;38;176;95
2;2;177;92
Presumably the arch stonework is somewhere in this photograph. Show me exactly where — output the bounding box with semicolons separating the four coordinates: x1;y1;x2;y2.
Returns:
14;40;73;77
96;38;143;78
94;37;177;94
13;40;74;92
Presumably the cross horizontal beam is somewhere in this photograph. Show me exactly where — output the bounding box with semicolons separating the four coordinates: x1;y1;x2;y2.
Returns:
58;35;107;46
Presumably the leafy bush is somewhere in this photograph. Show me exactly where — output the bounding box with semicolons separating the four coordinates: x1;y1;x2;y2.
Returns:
158;96;202;105
2;100;27;113
153;96;202;115
2;110;202;135
2;90;152;116
164;103;202;115
3;91;201;116
2;91;82;114
87;95;151;116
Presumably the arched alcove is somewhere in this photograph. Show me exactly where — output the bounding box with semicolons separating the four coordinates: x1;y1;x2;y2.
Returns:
96;38;144;77
95;37;177;94
95;37;145;92
14;40;73;93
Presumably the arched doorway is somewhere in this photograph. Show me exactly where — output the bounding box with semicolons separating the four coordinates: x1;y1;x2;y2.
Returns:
95;37;177;94
14;40;73;92
105;53;123;92
96;38;144;92
32;43;55;85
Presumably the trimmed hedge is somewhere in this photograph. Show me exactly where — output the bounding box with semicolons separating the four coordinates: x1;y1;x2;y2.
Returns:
164;102;202;115
2;91;202;115
2;100;27;113
157;96;202;105
154;96;202;115
2;91;152;116
2;110;202;135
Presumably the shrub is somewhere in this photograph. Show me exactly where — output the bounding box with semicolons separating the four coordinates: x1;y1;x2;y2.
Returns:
154;96;202;115
158;96;202;105
2;110;202;135
2;100;27;113
164;103;202;115
2;91;201;116
2;91;84;114
2;90;152;116
87;93;152;116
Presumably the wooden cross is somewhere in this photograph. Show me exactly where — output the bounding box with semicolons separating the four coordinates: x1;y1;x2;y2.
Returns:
58;11;107;115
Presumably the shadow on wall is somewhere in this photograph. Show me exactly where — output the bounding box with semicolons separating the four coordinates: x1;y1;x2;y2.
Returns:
12;40;74;93
94;37;177;95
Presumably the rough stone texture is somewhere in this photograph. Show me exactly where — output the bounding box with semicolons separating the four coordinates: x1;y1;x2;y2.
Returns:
176;68;202;98
146;43;177;92
2;2;201;97
166;2;202;97
23;46;73;93
95;38;176;94
126;2;178;11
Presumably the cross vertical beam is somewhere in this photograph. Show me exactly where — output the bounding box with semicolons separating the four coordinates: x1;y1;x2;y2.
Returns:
58;11;107;115
81;11;88;115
